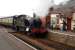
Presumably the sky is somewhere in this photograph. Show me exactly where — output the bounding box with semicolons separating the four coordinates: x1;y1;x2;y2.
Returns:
0;0;68;18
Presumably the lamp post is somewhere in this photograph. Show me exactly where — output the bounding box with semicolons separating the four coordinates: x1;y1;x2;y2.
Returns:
46;7;54;28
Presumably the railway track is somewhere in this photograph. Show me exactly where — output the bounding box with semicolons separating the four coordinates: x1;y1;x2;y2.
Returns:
10;32;55;50
7;28;75;50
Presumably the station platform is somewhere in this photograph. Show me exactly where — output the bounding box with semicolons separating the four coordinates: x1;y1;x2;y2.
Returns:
49;30;75;35
48;29;75;47
0;26;37;50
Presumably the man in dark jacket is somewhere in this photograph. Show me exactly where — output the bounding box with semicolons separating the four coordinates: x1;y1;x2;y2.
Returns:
24;18;30;32
24;19;30;27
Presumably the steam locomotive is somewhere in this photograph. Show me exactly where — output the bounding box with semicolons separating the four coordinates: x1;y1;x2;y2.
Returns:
0;15;48;37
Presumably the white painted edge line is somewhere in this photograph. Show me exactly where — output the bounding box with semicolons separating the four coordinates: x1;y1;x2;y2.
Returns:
10;34;38;50
53;32;75;36
49;30;75;36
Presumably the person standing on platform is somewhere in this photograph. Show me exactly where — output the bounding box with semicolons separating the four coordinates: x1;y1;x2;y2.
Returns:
59;18;64;32
63;19;67;31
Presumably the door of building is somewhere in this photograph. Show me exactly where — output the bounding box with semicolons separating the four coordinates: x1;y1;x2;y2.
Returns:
67;17;72;31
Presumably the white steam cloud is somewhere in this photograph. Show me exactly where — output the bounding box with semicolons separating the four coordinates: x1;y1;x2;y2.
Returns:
0;0;68;17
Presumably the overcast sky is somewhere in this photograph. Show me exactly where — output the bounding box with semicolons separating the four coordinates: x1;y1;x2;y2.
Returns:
0;0;68;18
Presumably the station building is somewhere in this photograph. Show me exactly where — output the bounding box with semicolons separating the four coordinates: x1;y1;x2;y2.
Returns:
46;0;75;32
